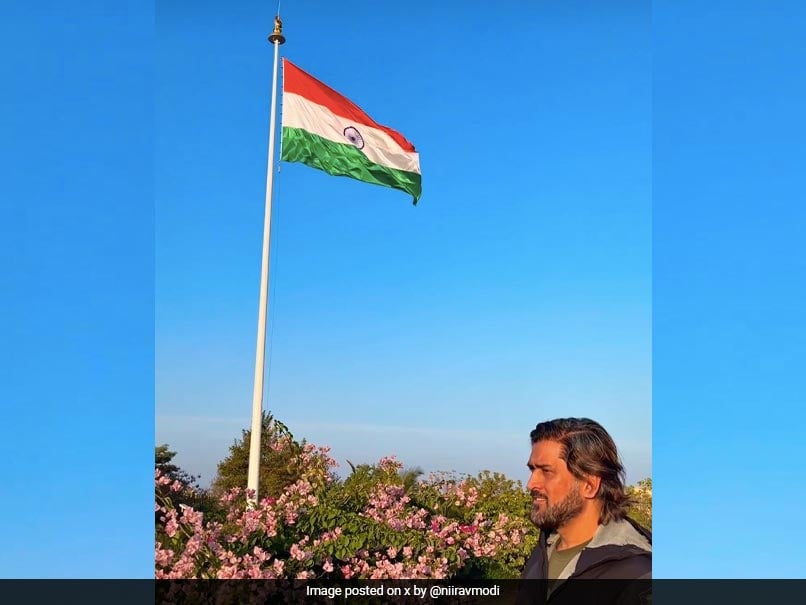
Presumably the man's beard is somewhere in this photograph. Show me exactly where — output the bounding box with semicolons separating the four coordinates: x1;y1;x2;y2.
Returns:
530;483;585;530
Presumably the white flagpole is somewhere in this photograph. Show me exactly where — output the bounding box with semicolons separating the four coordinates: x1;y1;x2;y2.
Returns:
247;15;285;507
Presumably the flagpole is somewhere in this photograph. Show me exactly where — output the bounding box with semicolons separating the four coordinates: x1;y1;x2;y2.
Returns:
247;15;285;507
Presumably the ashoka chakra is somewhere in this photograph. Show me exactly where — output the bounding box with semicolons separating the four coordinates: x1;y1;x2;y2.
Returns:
343;126;365;149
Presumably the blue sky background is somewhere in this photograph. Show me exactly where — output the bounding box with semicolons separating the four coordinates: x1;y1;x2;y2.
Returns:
2;0;154;577
156;0;652;493
2;0;804;580
653;1;806;577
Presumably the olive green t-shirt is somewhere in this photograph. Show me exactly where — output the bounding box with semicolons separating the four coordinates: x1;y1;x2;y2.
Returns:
548;539;592;580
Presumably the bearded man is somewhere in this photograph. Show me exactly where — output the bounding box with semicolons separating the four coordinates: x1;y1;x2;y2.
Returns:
519;418;651;604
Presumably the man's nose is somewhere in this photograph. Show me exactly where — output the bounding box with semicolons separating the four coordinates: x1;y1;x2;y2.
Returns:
527;472;541;493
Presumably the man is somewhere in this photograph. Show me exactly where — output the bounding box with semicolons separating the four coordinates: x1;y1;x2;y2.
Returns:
518;418;651;604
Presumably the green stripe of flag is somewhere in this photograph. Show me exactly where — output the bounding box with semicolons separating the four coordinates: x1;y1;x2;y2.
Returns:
281;127;422;204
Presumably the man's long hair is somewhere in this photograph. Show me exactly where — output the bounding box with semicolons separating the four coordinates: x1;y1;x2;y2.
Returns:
530;417;631;524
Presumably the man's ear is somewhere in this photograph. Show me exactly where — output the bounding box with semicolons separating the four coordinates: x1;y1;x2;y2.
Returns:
581;474;602;500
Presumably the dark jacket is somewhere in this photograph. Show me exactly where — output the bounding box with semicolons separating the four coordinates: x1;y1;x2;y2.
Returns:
517;518;652;605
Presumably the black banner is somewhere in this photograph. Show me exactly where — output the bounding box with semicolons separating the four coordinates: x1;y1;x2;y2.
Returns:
1;580;805;605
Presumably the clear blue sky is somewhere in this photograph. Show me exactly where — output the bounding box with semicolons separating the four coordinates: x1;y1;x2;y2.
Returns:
2;0;805;580
653;1;806;578
156;0;652;493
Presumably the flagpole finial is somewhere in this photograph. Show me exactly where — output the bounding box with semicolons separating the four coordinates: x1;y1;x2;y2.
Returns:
268;15;286;45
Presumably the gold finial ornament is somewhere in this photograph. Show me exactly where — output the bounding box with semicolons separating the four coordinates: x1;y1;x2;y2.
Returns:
268;15;286;45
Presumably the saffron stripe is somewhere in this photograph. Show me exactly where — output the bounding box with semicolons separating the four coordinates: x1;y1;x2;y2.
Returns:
283;59;416;153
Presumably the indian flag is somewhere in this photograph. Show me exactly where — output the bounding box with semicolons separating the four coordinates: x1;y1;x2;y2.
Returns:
281;59;422;205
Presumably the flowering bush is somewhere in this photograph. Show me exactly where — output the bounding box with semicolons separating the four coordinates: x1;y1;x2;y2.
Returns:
155;431;536;579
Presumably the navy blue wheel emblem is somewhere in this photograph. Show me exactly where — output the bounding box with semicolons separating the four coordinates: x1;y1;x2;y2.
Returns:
343;126;365;149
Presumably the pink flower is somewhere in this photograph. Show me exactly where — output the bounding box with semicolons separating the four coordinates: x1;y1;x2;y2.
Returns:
154;435;537;580
290;543;307;561
155;547;173;567
164;518;178;538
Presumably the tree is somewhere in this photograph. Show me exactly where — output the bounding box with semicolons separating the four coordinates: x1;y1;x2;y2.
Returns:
626;477;652;531
156;444;200;487
211;411;321;499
